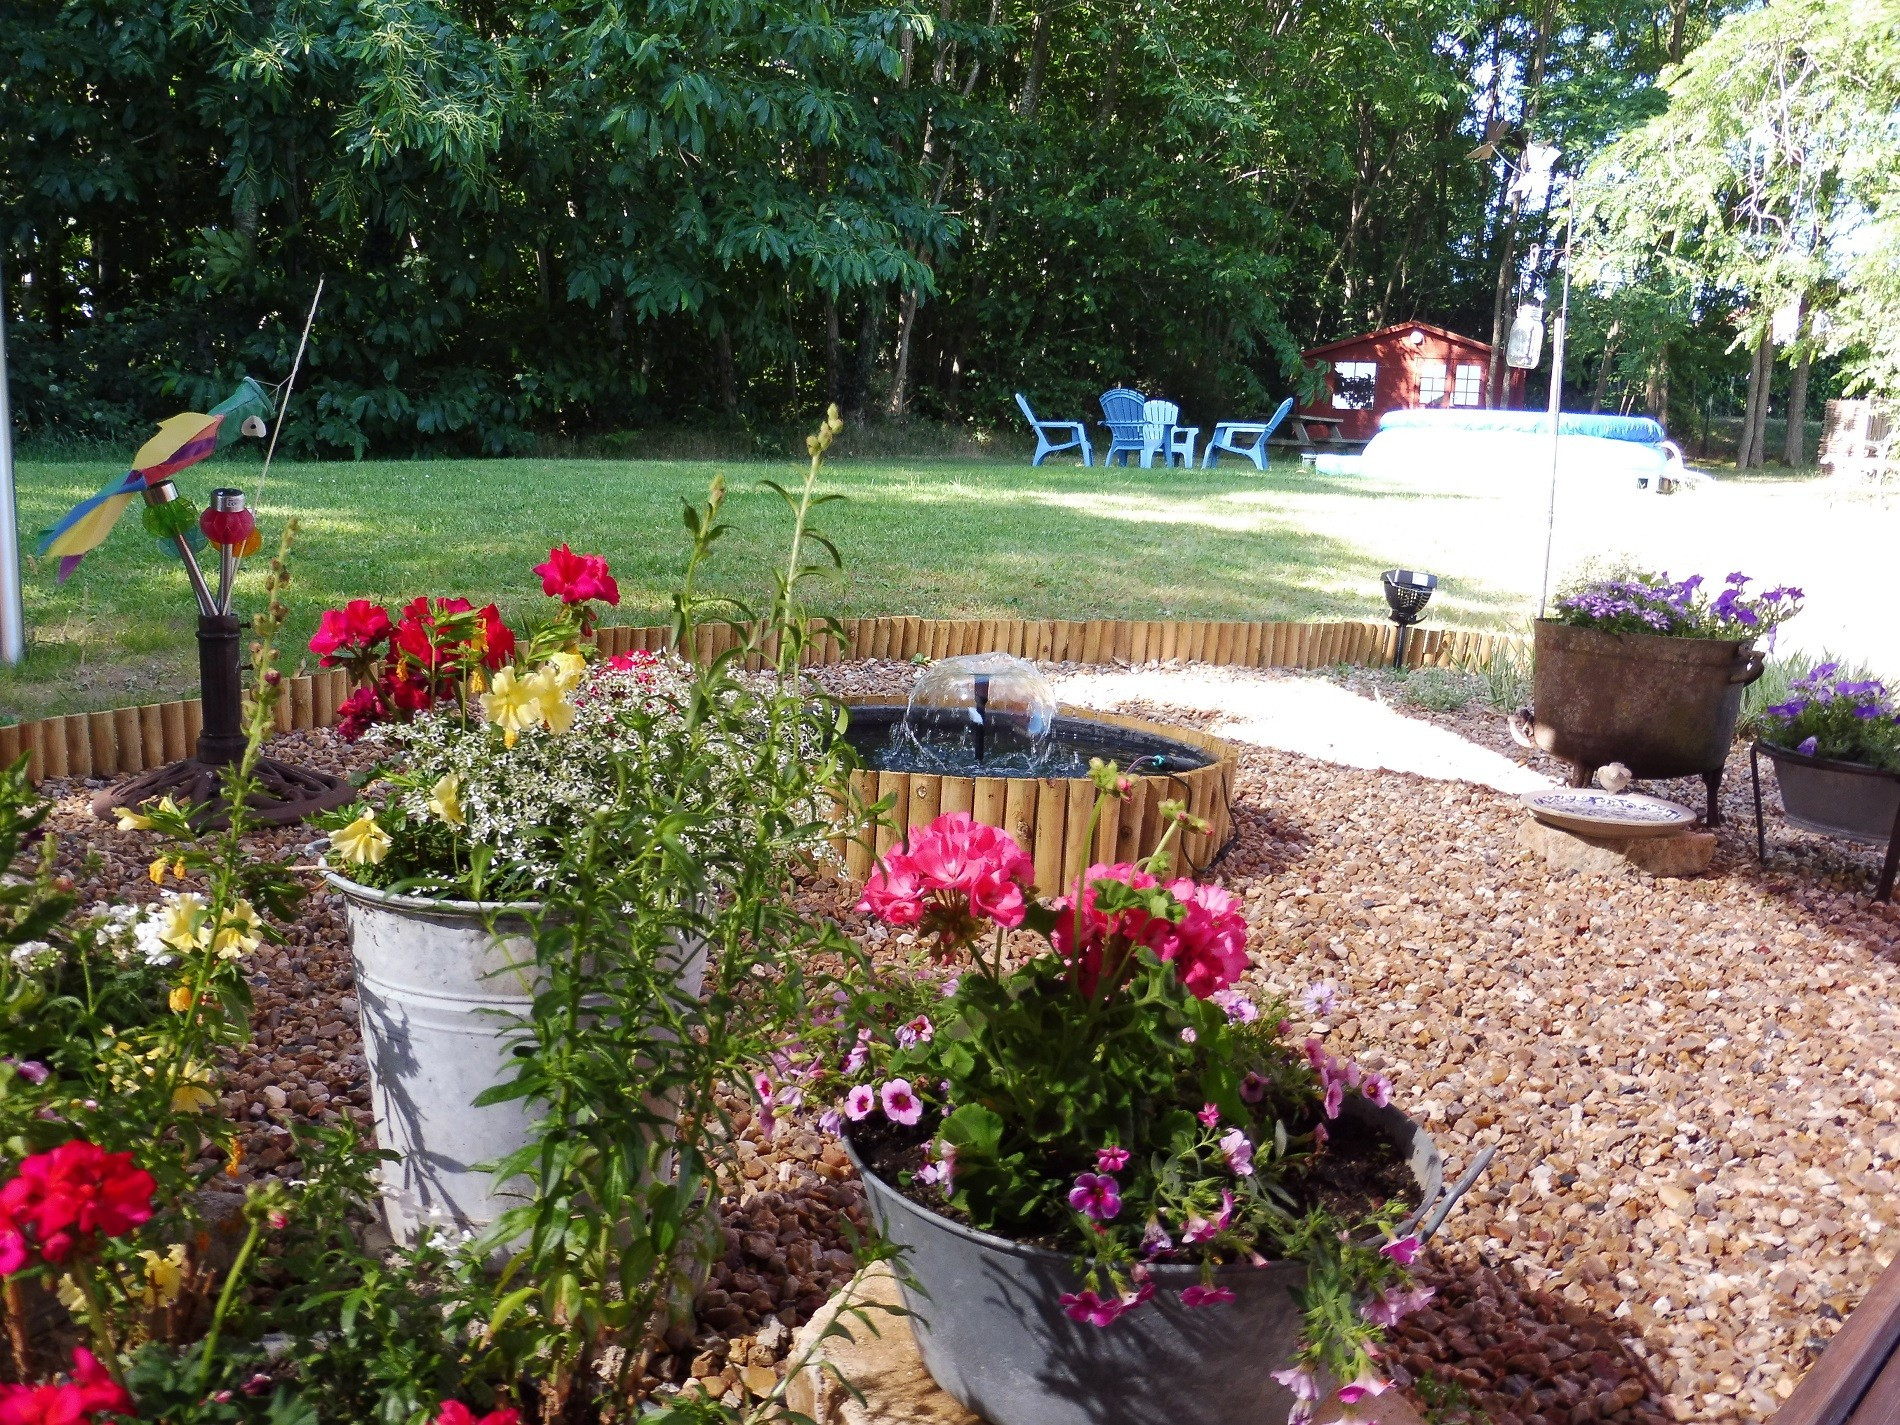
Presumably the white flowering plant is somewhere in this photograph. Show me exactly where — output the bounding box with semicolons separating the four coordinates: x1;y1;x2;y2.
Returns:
319;641;835;900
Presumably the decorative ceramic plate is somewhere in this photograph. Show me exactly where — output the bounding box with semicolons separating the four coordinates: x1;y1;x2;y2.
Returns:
1520;789;1699;838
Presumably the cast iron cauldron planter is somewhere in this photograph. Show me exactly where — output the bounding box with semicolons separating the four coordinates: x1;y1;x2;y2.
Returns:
1514;620;1764;824
1752;742;1900;901
843;1099;1441;1425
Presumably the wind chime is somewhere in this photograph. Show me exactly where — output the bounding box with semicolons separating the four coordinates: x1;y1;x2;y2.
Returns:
37;293;352;825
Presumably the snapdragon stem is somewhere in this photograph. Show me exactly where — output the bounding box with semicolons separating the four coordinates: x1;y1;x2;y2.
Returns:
67;1260;125;1385
194;1216;263;1394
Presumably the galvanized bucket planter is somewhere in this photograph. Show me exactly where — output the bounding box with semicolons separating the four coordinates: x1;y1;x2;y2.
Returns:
325;872;706;1244
844;1099;1441;1425
1518;620;1764;822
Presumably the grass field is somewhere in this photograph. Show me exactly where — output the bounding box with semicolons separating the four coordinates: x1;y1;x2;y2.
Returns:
4;449;1895;720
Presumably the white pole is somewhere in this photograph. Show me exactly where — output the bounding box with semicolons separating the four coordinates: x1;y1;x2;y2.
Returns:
1537;200;1576;621
0;257;26;665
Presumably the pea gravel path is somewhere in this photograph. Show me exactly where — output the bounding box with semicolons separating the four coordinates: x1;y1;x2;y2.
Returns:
34;662;1900;1423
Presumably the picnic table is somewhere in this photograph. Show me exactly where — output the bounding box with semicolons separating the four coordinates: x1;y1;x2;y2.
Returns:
1267;412;1363;451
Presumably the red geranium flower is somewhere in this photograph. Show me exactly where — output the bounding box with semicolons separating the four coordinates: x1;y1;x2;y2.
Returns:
393;598;516;672
533;545;619;606
0;1348;132;1424
334;685;386;743
0;1142;155;1270
310;600;394;667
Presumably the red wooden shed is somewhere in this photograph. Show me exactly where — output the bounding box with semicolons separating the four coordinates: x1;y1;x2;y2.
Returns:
1294;322;1526;443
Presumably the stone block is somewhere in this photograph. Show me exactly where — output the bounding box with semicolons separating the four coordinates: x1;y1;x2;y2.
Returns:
1517;817;1716;878
783;1263;1423;1424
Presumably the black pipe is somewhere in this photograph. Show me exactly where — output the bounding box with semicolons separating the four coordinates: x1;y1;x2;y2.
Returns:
972;674;991;764
196;613;247;766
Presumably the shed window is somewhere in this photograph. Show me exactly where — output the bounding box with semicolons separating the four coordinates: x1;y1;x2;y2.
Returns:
1416;360;1448;406
1452;363;1484;406
1333;361;1377;410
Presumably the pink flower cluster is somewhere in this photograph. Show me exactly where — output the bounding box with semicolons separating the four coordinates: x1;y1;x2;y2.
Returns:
839;1078;923;1127
1049;864;1248;999
1302;1039;1389;1120
856;814;1036;953
1361;1282;1435;1327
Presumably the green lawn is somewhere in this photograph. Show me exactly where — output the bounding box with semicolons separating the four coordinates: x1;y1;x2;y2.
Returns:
4;450;1891;720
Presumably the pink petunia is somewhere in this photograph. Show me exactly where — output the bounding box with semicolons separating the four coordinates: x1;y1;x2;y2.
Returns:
1067;1172;1122;1221
1361;1071;1392;1108
1095;1146;1130;1173
1239;1071;1267;1104
1058;1288;1125;1327
880;1079;923;1126
1180;1285;1236;1308
1219;1128;1254;1177
1361;1284;1436;1328
1335;1368;1390;1406
844;1085;876;1121
1379;1234;1421;1267
1321;1080;1345;1120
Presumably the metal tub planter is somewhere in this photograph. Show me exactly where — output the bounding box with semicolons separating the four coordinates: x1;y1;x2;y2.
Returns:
845;1099;1442;1425
1754;742;1900;902
325;872;706;1244
1517;620;1764;821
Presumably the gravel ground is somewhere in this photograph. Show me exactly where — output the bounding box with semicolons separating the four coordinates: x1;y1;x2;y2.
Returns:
33;662;1900;1423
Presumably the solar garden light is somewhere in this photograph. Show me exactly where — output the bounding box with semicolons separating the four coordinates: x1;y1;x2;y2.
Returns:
1382;568;1438;668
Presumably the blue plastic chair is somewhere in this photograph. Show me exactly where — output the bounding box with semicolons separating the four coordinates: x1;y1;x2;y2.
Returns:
1099;388;1149;466
1015;393;1093;466
1201;398;1295;470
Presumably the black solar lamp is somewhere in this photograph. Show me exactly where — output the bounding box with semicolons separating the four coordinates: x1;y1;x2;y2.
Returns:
1382;568;1438;667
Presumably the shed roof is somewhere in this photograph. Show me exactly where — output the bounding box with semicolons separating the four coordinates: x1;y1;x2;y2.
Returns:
1300;322;1492;360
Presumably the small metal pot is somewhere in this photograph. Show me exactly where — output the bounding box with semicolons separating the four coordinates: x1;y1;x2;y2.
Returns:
1518;621;1764;821
845;1098;1440;1425
1758;742;1900;844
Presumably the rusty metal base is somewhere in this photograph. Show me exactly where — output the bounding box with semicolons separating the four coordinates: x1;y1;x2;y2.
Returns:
90;756;354;828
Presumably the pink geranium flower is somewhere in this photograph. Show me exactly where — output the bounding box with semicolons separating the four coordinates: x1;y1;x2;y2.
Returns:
880;1079;923;1126
1180;1285;1236;1307
856;814;1036;953
1197;1102;1220;1127
533;544;620;606
1148;879;1250;997
1067;1172;1122;1221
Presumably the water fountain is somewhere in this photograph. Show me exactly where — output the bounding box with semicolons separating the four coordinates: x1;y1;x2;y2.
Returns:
838;654;1237;888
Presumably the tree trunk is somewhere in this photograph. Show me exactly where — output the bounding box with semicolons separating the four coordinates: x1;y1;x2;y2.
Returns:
1737;333;1772;469
848;296;883;420
1485;217;1519;407
1643;354;1669;426
1783;302;1812;466
714;325;738;414
1668;0;1690;63
1019;10;1051;120
824;298;843;406
886;287;920;417
1590;323;1619;412
1095;40;1120;125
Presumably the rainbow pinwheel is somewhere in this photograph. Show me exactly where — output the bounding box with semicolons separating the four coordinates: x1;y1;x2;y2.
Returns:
38;379;274;582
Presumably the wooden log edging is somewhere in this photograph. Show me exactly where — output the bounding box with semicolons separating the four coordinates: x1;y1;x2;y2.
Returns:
1;618;1525;786
836;701;1238;889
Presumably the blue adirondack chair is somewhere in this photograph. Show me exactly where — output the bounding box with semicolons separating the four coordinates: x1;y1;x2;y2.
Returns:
1143;399;1200;467
1015;393;1093;466
1099;388;1149;466
1201;397;1295;470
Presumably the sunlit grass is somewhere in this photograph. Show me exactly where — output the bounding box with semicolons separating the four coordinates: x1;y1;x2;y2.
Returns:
5;449;1884;719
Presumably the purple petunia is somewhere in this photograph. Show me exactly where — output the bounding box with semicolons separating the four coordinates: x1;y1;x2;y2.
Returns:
1180;1285;1236;1308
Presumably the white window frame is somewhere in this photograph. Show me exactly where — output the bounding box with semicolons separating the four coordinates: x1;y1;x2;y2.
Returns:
1416;359;1448;406
1332;361;1377;410
1452;363;1484;407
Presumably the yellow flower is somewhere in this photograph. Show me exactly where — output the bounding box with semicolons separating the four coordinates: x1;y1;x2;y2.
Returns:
117;807;154;832
158;893;210;952
426;773;465;828
546;650;588;694
332;812;392;867
480;666;542;748
524;667;576;735
210;899;262;959
168;985;194;1013
170;1061;216;1113
138;1245;187;1307
56;1276;86;1316
149;856;169;885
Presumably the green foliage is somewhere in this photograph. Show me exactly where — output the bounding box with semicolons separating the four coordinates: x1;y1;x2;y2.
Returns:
1400;668;1487;713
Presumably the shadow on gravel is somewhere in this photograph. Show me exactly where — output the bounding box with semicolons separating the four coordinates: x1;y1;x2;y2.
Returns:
1400;1243;1668;1425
